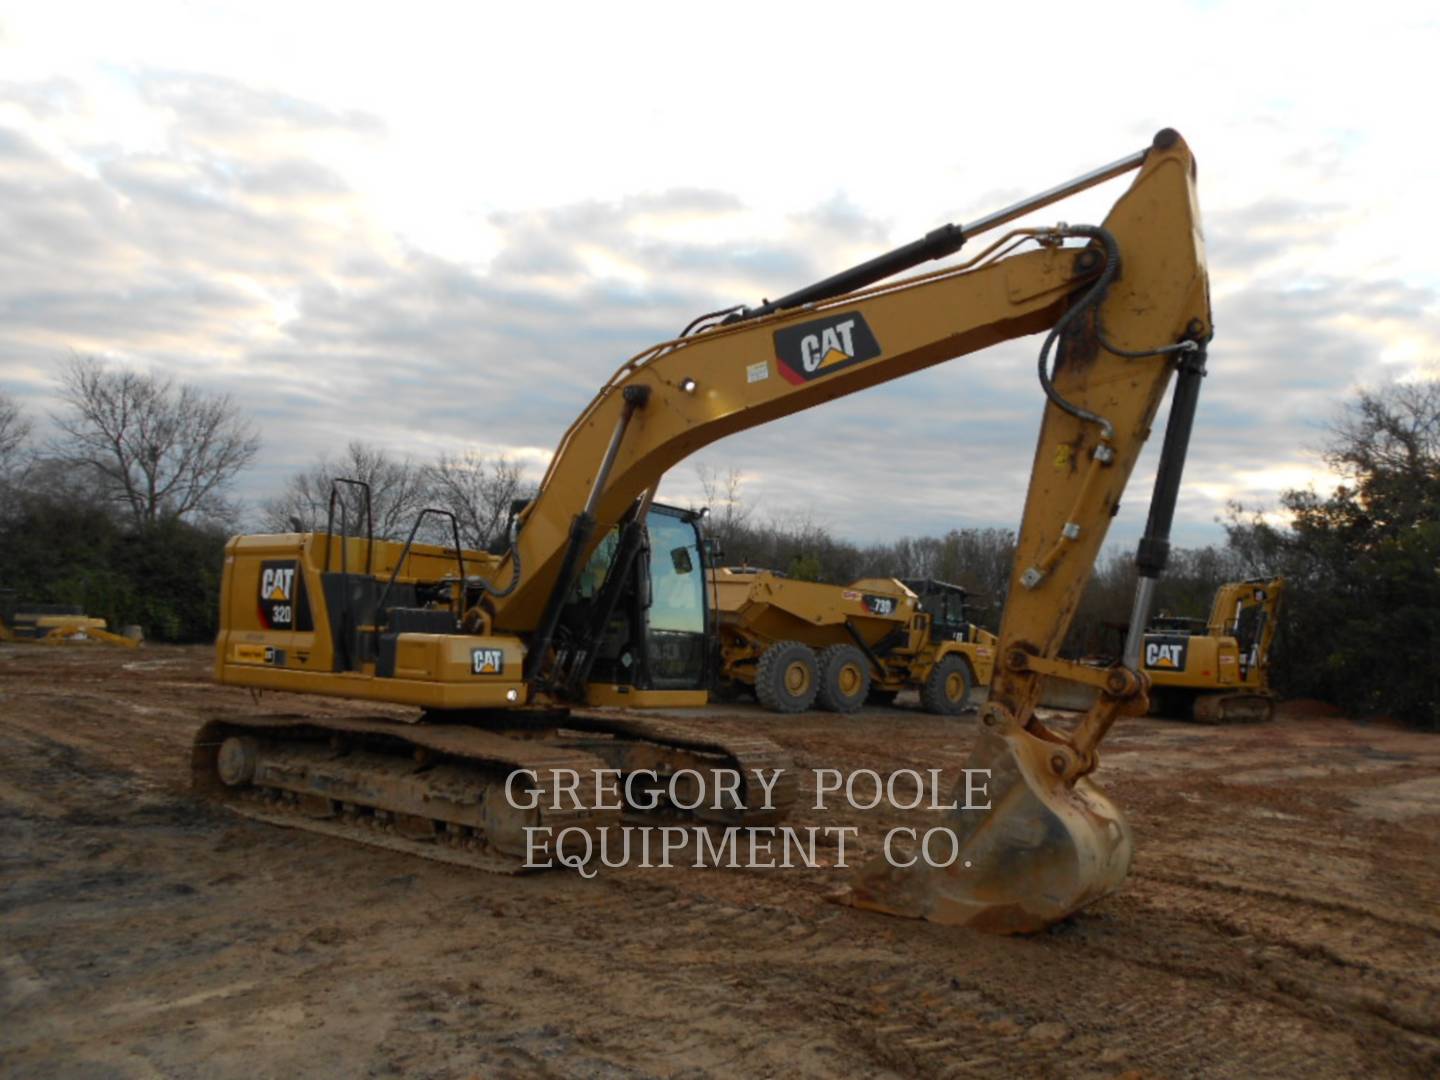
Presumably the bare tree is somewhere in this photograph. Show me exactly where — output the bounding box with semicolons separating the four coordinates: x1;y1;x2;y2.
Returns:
425;450;531;551
53;357;259;528
260;440;430;540
1327;380;1440;478
695;464;753;552
0;390;33;481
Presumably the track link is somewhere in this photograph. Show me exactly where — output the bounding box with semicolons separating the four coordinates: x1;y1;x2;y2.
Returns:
1190;691;1275;724
192;711;798;872
548;710;799;826
192;714;618;873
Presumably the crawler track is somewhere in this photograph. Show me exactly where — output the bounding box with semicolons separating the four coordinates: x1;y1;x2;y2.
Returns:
192;714;618;872
1191;690;1276;723
552;710;800;825
191;711;797;872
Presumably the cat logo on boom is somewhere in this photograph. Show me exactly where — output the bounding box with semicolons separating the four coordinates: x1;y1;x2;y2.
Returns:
1143;635;1189;671
773;311;882;385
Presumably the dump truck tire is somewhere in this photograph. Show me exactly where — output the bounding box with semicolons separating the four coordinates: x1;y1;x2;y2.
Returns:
816;644;870;713
920;655;972;716
755;641;819;714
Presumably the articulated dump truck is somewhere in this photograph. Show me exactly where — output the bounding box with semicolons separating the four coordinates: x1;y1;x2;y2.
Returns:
710;567;996;714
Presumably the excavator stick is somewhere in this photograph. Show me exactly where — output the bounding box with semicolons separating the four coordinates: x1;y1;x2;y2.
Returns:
839;129;1211;931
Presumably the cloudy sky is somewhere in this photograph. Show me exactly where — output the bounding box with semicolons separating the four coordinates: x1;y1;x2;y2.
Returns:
2;0;1437;548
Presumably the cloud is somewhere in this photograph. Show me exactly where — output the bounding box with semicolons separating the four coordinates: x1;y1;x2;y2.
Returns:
1;48;1436;566
135;70;385;142
1207;196;1347;268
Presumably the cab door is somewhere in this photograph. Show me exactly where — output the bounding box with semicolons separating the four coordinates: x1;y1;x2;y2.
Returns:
642;506;708;691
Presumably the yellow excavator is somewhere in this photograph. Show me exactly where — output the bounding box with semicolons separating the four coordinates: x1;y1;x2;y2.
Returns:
197;128;1211;933
1145;577;1285;722
1040;577;1284;722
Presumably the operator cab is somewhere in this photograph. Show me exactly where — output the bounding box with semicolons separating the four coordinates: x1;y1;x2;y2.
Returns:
562;503;710;694
901;579;978;644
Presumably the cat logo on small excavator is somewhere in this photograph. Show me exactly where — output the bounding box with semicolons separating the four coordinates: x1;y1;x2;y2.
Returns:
471;648;504;675
1143;636;1189;670
773;312;881;384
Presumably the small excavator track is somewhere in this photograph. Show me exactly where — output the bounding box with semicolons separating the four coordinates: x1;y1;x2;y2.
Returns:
1190;691;1275;724
192;712;796;872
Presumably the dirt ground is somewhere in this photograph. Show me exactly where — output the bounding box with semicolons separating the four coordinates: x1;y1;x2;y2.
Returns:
1;644;1437;1079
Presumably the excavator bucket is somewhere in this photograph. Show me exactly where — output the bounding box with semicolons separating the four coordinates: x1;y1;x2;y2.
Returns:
839;712;1133;934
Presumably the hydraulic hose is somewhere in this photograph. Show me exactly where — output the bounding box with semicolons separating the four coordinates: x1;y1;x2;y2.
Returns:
475;547;522;599
1035;226;1122;440
1036;226;1200;439
680;305;745;337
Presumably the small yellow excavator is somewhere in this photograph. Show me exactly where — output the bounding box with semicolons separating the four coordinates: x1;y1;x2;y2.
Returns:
197;129;1212;933
1040;577;1284;722
1144;577;1284;722
709;568;997;714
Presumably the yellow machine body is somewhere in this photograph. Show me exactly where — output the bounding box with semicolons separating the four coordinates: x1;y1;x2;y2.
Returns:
1143;577;1285;722
0;608;140;649
201;129;1213;933
710;568;997;714
217;532;529;710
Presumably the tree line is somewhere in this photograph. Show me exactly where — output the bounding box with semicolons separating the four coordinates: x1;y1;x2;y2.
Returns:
0;358;526;641
694;465;1250;658
2;357;1435;727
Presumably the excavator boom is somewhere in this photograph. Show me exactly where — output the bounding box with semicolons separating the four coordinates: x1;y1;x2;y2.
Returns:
495;183;1206;636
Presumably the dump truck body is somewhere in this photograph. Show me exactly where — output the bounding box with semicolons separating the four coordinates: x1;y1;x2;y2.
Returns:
711;568;996;714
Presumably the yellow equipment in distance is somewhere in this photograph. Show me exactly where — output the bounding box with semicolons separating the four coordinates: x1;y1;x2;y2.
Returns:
710;568;997;715
203;128;1212;934
1144;577;1285;722
0;603;141;649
